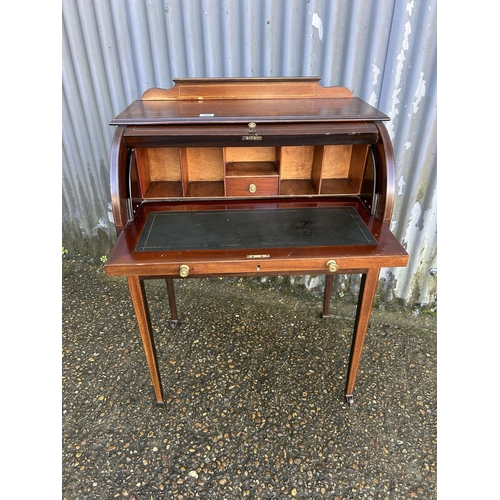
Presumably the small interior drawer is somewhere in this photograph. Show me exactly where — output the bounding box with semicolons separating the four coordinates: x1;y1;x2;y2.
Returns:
225;176;279;196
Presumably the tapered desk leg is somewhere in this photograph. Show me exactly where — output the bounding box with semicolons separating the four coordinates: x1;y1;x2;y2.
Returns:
322;274;334;318
165;278;178;328
344;267;380;406
127;276;164;404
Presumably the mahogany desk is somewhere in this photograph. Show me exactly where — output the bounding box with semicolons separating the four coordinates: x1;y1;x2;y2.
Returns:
104;78;409;406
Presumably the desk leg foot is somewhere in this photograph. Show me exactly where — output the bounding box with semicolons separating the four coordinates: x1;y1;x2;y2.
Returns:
344;268;380;402
321;274;334;318
127;276;164;404
345;394;354;406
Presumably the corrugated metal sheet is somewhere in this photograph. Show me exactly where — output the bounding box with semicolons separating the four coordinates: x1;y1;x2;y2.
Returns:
62;0;437;307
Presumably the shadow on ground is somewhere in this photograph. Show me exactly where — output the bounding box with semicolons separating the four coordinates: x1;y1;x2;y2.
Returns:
62;257;436;499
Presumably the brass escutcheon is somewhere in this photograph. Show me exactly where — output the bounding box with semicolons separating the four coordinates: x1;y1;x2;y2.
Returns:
327;260;338;272
248;183;257;193
179;264;190;277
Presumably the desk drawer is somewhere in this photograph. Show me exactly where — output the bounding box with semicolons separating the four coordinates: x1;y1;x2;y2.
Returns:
147;257;343;278
225;176;279;196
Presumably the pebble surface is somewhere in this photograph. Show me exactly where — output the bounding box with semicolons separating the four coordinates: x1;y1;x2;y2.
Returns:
62;258;437;499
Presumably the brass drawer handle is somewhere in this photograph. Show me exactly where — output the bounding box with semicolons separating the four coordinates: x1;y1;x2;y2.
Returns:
179;264;190;278
248;183;257;193
327;260;338;272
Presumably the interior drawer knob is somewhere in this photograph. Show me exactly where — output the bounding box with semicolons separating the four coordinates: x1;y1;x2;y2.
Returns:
248;183;257;193
327;260;338;272
179;264;190;277
248;122;257;132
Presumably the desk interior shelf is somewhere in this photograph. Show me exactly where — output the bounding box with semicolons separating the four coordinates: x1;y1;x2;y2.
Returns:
133;144;370;200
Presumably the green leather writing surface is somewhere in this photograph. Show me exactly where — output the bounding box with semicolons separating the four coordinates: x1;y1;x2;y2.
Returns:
135;207;376;252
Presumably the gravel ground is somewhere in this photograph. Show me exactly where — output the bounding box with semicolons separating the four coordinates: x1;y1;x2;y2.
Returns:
62;257;437;499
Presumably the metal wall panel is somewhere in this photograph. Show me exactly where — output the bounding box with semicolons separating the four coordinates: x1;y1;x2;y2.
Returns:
62;0;437;307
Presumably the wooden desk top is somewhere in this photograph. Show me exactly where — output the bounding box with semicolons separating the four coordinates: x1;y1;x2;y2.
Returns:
105;199;408;278
111;77;388;126
111;97;389;126
135;206;377;252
